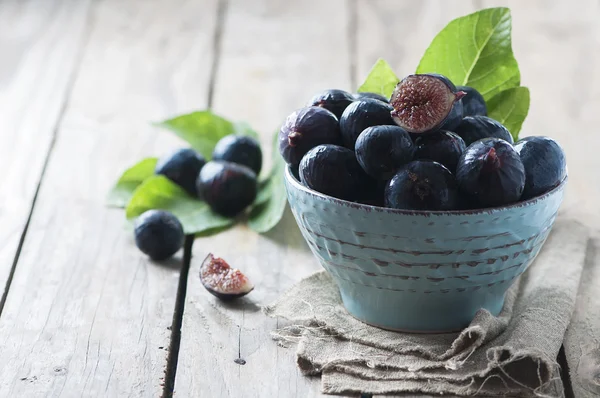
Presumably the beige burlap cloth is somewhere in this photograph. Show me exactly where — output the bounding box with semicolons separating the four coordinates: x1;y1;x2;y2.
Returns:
564;226;600;397
264;220;589;397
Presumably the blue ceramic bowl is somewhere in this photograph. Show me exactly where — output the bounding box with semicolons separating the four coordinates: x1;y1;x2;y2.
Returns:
284;167;567;332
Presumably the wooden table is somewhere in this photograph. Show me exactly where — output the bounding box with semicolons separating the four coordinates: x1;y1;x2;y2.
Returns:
1;0;598;396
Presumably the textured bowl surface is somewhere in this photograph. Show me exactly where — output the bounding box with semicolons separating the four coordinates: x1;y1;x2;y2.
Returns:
285;166;566;332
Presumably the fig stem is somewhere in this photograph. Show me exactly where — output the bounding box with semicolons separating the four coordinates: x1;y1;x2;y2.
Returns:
288;131;302;147
455;91;467;101
483;147;501;171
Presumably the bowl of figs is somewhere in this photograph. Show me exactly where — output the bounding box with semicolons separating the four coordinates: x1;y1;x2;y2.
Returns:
279;74;567;332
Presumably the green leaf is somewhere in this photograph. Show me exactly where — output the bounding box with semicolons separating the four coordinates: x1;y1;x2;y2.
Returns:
487;86;530;141
416;7;520;100
195;225;234;238
357;58;399;98
248;132;287;233
253;177;274;206
125;175;234;235
106;157;158;208
248;165;286;233
155;110;259;159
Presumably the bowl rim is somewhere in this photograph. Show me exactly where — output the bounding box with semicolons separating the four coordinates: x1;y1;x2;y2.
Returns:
284;165;568;216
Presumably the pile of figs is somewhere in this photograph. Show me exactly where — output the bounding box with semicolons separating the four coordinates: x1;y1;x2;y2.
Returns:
279;73;567;211
133;134;262;299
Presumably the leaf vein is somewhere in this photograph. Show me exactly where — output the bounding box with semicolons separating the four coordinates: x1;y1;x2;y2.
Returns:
463;11;509;83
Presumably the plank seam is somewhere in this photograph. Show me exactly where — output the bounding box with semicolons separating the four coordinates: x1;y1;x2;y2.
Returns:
207;0;229;107
162;235;194;398
0;1;95;317
162;0;229;395
348;0;358;89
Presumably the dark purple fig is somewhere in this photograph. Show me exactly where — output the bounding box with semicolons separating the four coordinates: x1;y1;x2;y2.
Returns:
456;138;525;207
384;160;459;211
279;106;341;167
290;165;301;181
414;131;466;172
454;116;513;146
457;85;487;117
355;125;414;180
408;132;420;143
196;161;257;217
354;92;389;103
299;144;371;201
308;89;355;119
440;99;465;132
134;210;184;261
339;99;395;149
155;148;206;196
212;135;262;176
514;136;567;199
358;179;387;207
200;253;254;300
390;74;466;134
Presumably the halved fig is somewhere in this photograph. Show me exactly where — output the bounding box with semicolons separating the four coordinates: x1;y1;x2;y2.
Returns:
200;253;254;300
390;74;466;134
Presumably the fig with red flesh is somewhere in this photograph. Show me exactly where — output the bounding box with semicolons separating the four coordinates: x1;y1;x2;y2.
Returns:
200;253;254;300
390;74;466;134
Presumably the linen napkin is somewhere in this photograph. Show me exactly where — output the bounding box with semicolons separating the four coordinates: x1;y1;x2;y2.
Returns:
264;220;589;397
564;231;600;397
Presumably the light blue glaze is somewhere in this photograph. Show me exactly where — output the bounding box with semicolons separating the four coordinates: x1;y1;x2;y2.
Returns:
284;166;566;332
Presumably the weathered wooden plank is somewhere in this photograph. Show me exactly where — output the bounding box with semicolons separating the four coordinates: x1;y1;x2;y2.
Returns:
174;0;353;396
0;0;220;396
0;0;91;307
564;237;600;398
355;0;476;83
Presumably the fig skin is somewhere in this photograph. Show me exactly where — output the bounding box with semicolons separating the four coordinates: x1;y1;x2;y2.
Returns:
196;161;257;217
134;210;184;261
457;85;487;117
514;136;567;199
438;99;464;132
299;144;371;201
339;99;395;149
390;73;466;134
384;160;460;211
212;135;263;176
456;138;525;208
454;116;513;146
200;253;254;300
355;125;414;180
414;131;466;173
358;179;387;207
155;148;206;196
354;92;389;103
279;106;342;167
308;89;355;119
